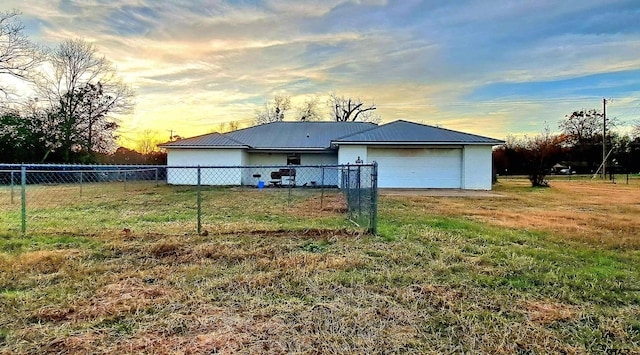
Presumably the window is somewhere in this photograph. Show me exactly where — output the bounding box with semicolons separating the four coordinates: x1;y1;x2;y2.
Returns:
287;153;301;165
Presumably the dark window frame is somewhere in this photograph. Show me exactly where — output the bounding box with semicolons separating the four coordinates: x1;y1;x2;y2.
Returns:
287;153;301;165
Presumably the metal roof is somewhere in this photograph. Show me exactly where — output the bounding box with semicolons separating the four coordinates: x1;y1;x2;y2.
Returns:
334;120;504;145
158;132;247;148
224;121;378;149
159;120;503;150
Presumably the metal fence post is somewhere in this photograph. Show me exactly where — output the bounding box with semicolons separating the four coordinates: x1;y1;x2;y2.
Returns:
320;167;325;209
21;165;26;234
10;170;14;204
123;170;127;191
357;165;362;221
197;166;202;235
79;171;83;198
287;171;292;207
347;164;352;220
155;167;159;187
370;162;378;235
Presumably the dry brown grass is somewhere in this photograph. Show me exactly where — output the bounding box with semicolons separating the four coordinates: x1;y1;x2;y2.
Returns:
292;193;349;215
0;182;355;236
34;278;175;322
524;300;576;324
0;249;83;274
384;179;640;249
1;180;639;353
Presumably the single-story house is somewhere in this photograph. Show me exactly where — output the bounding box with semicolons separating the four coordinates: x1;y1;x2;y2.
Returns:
158;120;504;190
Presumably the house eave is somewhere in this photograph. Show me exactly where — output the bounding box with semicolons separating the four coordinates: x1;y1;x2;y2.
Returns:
332;141;504;146
247;147;335;153
159;145;249;149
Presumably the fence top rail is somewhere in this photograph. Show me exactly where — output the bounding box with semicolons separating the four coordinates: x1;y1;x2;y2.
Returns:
0;168;159;174
166;164;375;169
0;163;375;170
0;164;165;169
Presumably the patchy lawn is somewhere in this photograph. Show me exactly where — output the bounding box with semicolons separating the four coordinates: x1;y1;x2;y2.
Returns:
384;179;640;249
0;180;639;353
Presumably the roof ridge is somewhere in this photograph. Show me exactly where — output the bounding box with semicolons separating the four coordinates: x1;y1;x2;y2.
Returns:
333;119;503;143
398;120;504;141
158;131;250;148
332;122;380;141
157;131;223;146
219;132;248;146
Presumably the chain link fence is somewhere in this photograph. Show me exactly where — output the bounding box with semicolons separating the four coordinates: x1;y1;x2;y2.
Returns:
0;163;377;235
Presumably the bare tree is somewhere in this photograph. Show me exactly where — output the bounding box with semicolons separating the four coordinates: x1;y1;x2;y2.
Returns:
35;39;134;159
632;119;640;139
329;93;380;123
0;10;43;96
136;129;164;155
559;109;603;146
210;120;242;133
297;96;321;121
559;109;619;170
516;126;564;187
255;95;291;125
228;120;240;131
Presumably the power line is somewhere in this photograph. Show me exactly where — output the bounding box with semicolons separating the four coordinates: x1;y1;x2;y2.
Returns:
376;96;610;108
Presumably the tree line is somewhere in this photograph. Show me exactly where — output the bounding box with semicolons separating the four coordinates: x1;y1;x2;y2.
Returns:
494;109;640;186
0;10;134;164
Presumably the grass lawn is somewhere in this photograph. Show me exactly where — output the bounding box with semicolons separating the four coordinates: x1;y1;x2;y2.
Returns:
0;180;639;353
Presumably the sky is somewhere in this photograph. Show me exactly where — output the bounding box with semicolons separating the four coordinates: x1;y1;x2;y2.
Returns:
3;0;640;146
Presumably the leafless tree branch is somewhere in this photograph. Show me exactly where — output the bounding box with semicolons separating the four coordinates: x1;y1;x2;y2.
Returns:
329;93;380;123
0;10;44;96
255;95;291;125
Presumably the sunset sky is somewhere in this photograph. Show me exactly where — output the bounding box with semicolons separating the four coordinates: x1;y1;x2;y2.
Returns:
3;0;640;146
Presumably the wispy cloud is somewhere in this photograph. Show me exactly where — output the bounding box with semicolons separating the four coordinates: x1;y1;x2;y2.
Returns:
3;0;640;142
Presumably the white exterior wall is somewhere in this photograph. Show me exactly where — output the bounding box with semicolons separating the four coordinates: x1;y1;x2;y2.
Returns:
165;144;495;189
242;152;338;186
300;153;339;186
166;148;245;185
462;145;493;190
338;144;495;190
337;145;369;190
246;152;287;166
338;145;368;165
368;147;462;188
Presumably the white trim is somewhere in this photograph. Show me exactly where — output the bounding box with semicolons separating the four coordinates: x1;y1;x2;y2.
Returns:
160;145;248;149
333;141;501;146
163;146;334;151
245;147;333;152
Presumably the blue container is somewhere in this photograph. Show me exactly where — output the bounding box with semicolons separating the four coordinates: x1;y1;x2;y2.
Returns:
257;181;265;189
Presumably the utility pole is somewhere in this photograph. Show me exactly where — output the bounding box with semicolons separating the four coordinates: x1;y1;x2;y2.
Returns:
602;98;607;179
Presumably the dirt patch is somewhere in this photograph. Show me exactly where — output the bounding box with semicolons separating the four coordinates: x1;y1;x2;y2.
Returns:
525;300;576;324
290;193;348;216
35;278;175;322
42;330;108;353
243;227;363;239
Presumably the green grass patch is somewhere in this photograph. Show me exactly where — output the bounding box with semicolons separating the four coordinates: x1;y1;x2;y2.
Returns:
0;182;638;353
0;234;99;254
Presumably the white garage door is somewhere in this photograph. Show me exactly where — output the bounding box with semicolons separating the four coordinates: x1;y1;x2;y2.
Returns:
368;148;462;188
